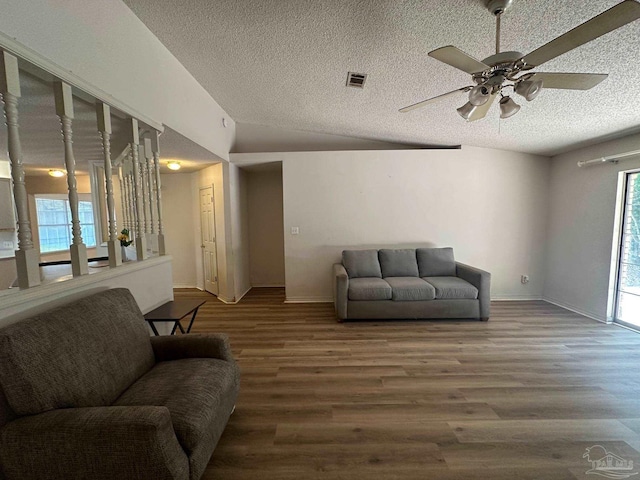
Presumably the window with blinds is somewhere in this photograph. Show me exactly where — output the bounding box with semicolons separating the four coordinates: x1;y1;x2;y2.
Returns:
35;197;96;253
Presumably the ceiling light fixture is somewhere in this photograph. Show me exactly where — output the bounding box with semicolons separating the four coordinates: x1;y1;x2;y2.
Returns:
167;161;181;171
468;85;491;106
48;169;65;178
515;78;543;101
456;102;478;120
499;96;521;118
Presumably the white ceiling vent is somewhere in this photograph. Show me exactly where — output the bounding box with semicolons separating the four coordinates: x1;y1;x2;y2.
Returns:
346;72;367;88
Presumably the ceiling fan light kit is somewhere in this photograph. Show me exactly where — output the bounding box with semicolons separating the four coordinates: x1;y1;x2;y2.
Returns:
499;96;520;119
399;0;640;122
469;84;491;106
457;102;478;120
514;79;543;102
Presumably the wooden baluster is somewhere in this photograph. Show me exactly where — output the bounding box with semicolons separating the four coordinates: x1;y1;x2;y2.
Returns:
151;131;165;255
0;50;40;288
128;118;147;260
96;102;121;267
54;81;88;276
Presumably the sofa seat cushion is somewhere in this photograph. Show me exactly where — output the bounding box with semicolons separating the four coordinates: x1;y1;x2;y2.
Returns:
379;249;419;277
385;277;436;301
348;277;392;301
423;276;478;299
114;358;239;455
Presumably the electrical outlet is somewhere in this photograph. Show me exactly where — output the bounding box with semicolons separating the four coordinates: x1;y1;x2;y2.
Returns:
291;227;299;235
521;275;529;285
2;241;13;249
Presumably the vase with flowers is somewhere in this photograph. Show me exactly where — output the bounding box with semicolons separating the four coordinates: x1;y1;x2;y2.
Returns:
117;229;133;262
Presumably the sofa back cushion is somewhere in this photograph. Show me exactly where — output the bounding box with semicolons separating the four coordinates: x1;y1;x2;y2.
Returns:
379;249;419;277
417;247;456;277
342;250;382;278
0;288;155;416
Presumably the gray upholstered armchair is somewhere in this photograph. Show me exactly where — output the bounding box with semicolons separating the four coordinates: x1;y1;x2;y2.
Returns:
0;289;239;480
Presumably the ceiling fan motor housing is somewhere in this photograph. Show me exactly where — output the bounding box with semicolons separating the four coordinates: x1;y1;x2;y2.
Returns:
487;0;513;16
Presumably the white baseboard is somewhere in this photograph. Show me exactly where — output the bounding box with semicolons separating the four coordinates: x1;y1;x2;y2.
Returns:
172;283;198;289
542;296;608;324
285;296;333;303
251;284;285;288
492;295;544;301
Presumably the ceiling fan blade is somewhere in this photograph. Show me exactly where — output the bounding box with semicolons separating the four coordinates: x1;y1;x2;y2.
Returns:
428;46;490;74
399;86;472;113
521;0;640;68
467;93;497;122
531;72;608;90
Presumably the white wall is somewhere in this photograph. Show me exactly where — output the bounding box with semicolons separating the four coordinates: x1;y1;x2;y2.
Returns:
247;168;285;286
229;164;251;300
0;0;235;160
277;147;550;301
543;132;640;322
161;173;197;287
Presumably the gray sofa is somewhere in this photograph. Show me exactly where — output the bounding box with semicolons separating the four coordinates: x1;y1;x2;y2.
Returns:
0;288;240;480
333;247;490;321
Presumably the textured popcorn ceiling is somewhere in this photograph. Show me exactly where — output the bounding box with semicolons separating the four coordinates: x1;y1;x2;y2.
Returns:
124;0;640;156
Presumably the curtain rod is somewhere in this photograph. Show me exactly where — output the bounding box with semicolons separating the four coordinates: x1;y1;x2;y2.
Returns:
577;149;640;167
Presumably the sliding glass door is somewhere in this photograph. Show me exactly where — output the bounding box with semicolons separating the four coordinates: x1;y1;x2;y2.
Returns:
615;171;640;326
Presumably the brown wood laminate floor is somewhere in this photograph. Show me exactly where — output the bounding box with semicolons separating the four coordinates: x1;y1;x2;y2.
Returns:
177;287;640;480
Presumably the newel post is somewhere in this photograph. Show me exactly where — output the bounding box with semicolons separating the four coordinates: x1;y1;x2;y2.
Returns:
0;50;40;288
96;102;121;267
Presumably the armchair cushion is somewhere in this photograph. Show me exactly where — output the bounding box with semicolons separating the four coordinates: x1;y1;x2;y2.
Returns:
114;358;240;456
417;247;456;277
423;276;478;299
348;277;392;301
379;249;419;277
342;250;382;278
0;288;154;416
385;277;436;301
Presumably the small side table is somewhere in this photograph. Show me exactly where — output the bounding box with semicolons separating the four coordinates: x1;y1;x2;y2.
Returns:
144;298;207;336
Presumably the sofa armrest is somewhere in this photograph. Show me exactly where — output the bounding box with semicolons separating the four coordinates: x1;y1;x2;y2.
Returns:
333;263;349;321
456;262;491;320
151;333;235;363
0;406;188;480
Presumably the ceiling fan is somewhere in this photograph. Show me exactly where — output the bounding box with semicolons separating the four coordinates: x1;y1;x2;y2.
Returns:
399;0;640;121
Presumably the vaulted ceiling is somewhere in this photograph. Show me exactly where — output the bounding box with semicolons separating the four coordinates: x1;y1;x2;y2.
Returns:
124;0;640;156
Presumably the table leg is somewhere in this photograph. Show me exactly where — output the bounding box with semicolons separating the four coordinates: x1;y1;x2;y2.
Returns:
148;321;160;336
185;306;201;333
170;322;179;335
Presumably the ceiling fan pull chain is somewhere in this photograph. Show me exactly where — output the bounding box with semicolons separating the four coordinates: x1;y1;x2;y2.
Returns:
495;12;502;54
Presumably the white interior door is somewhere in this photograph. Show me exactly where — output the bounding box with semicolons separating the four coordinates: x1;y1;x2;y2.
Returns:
200;186;218;295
